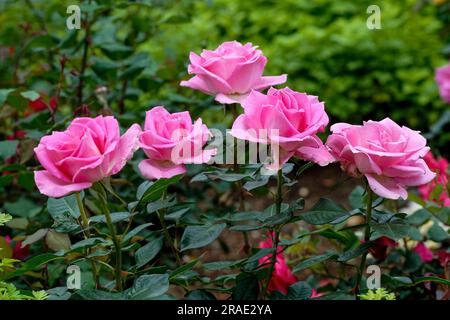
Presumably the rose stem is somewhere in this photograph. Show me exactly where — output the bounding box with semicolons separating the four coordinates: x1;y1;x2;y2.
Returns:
261;168;283;299
355;187;373;298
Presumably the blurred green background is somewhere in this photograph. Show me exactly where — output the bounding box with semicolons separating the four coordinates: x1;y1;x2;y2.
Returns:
1;0;449;155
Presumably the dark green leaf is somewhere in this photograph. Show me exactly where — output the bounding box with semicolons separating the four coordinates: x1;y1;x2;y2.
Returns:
0;88;15;106
20;90;40;101
232;273;259;300
126;274;170;300
89;212;130;224
135;237;163;267
293;252;337;272
180;223;226;251
300;198;349;225
0;140;18;160
338;242;372;262
271;281;312;300
428;222;449;242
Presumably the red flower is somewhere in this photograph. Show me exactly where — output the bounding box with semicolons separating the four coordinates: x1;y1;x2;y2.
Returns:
413;242;434;263
28;95;57;113
368;236;397;261
4;236;30;260
438;250;450;268
7;130;26;140
259;234;297;295
418;151;450;207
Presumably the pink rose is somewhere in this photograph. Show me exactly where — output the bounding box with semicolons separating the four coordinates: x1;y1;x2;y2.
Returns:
180;41;287;104
231;88;334;169
326;118;435;200
259;235;297;295
435;64;450;103
34;116;141;198
418;151;450;207
413;242;433;263
138;106;216;180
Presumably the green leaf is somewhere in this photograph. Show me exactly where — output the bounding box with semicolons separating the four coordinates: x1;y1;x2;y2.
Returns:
135;237;163;267
0;88;15;105
165;208;190;221
227;211;266;222
203;260;243;271
4;197;41;217
24;253;64;269
138;175;182;204
180;223;226;251
300;198;349;225
47;194;81;219
71;237;110;251
318;229;358;248
338;242;372;262
170;258;200;279
126;274;170;300
47;287;71;300
229;225;264;232
412;276;450;287
271;281;312;300
123;223;153;243
89;212;130;224
232;273;259;300
407;209;432;225
427;222;449;242
186;290;216;300
20;90;40;101
349;186;365;209
0;140;18;160
436;207;450;225
243;176;269;191
293;252;337;272
147;196;177;214
371;222;422;241
77;290;124;300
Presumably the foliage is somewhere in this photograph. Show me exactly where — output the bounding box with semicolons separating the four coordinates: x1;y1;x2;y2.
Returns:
359;288;396;300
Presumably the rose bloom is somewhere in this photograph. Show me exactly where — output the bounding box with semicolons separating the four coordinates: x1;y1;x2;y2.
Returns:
326;118;435;199
34;116;141;198
138;106;216;180
435;63;450;103
180;41;286;104
418;151;450;206
413;242;434;263
259;235;297;295
231;87;333;169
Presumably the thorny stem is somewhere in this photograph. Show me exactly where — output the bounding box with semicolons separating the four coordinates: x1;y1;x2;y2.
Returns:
355;188;373;299
261;168;283;299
